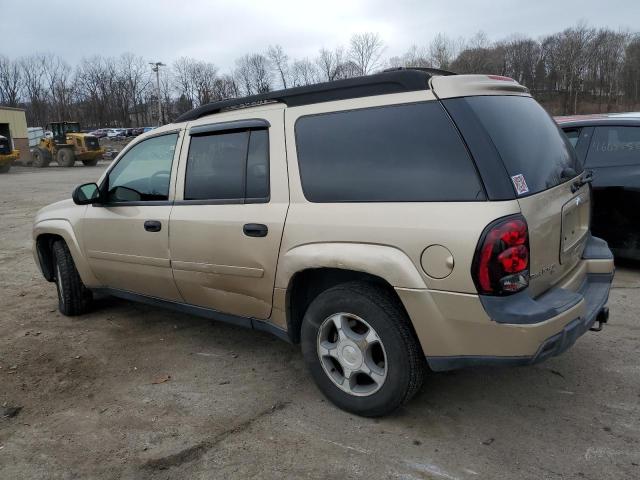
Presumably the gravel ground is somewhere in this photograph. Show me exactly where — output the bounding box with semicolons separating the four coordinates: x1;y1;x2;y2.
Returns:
0;164;639;479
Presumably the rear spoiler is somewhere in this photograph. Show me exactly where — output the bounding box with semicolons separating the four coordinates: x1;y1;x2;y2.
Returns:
430;74;529;99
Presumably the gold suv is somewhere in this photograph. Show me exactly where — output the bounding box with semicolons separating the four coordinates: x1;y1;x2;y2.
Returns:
33;69;614;416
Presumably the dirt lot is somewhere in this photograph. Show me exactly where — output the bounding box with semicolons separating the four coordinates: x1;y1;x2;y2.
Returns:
1;163;639;479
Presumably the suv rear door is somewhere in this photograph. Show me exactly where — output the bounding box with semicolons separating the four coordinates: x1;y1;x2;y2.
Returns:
442;93;589;296
168;107;288;320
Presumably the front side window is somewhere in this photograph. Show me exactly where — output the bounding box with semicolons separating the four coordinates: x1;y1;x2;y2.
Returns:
107;133;178;202
586;126;640;167
184;129;269;201
295;102;484;202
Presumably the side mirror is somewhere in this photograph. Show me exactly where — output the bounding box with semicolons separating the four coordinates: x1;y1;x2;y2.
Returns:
72;182;100;205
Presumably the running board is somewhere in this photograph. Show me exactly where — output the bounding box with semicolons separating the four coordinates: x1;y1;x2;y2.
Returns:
92;287;292;343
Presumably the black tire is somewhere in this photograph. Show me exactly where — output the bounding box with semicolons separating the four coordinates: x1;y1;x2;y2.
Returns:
301;281;425;417
57;148;76;167
0;163;10;173
32;148;51;168
52;240;92;316
82;158;99;166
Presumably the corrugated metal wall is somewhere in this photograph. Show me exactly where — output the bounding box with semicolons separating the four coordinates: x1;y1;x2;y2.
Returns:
0;107;30;161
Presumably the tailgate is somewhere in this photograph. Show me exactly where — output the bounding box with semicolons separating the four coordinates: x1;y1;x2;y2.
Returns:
518;180;590;296
440;94;589;297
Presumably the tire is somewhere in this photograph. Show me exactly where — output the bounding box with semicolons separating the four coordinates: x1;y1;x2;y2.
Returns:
0;163;10;173
57;148;76;167
52;240;92;316
32;148;51;168
301;281;425;417
82;158;99;166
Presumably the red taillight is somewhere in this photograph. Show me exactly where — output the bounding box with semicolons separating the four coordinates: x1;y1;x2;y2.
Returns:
472;215;530;295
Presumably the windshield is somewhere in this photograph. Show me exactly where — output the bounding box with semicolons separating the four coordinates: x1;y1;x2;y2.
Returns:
446;96;582;197
64;123;80;134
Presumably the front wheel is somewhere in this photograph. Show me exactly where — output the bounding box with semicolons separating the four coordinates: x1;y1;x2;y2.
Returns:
301;281;425;417
52;240;92;316
32;148;51;168
57;148;75;167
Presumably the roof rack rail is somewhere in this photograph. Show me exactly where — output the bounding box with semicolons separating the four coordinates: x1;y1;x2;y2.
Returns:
174;69;436;122
382;66;457;77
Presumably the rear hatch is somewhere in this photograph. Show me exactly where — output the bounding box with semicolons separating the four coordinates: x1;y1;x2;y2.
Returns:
439;90;589;296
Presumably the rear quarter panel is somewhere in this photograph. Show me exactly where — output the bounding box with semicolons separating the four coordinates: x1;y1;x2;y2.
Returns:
280;91;520;293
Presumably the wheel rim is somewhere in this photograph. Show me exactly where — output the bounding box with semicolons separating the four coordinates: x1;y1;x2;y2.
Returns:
317;312;387;397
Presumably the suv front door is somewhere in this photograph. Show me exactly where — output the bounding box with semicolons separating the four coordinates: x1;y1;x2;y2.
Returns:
81;130;183;301
169;109;288;320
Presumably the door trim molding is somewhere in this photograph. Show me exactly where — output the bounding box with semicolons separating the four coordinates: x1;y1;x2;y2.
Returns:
87;250;170;268
171;260;265;278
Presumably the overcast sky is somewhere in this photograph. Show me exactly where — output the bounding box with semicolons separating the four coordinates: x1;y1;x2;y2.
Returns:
2;0;638;72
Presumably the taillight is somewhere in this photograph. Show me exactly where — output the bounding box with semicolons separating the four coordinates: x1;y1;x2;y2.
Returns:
472;215;530;295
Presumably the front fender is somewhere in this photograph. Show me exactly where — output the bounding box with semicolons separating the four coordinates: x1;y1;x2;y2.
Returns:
33;219;101;287
275;242;427;290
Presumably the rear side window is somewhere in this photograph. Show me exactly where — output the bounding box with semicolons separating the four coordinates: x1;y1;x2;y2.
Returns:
586;126;640;167
184;129;269;201
446;96;582;196
294;102;484;202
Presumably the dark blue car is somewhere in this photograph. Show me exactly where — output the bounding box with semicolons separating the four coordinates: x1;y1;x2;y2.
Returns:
557;113;640;260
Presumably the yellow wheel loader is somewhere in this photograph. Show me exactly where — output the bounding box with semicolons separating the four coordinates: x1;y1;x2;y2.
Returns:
32;121;105;168
0;135;19;173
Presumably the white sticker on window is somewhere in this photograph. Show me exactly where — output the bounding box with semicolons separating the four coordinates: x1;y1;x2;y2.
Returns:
511;174;529;195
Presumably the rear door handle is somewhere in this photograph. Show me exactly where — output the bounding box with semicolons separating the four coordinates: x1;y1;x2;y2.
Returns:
243;223;268;237
144;220;162;232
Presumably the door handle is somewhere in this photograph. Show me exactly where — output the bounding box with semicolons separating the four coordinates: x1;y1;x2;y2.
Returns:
243;223;268;237
144;220;162;232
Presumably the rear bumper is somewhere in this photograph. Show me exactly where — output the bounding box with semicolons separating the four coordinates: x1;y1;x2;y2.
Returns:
397;235;614;371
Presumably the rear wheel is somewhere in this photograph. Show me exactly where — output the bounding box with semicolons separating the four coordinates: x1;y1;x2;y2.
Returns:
0;163;10;173
301;281;425;417
57;148;76;167
82;158;99;166
52;240;92;316
32;148;51;168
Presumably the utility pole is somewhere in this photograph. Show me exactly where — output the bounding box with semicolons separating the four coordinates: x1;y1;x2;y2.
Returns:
149;62;166;126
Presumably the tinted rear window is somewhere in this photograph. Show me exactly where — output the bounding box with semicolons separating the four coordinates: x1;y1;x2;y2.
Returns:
294;102;484;202
448;96;581;196
586;126;640;167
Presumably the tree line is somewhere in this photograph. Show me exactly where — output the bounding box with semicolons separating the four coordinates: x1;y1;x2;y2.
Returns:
1;23;639;129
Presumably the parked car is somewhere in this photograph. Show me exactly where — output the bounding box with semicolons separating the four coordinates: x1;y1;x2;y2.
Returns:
557;113;640;261
89;129;108;139
33;70;613;416
106;128;127;138
142;126;156;133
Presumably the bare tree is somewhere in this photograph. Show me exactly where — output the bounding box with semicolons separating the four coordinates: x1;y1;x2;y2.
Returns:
235;53;272;95
316;47;348;81
428;34;456;70
0;56;21;107
289;58;319;87
388;45;431;69
348;32;386;75
267;45;289;89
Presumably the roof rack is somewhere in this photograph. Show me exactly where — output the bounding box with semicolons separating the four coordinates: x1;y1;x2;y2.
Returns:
382;66;457;76
174;68;448;122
